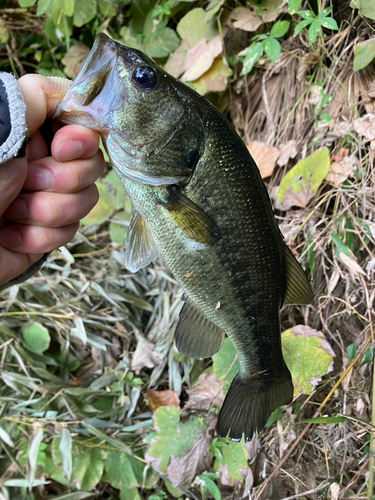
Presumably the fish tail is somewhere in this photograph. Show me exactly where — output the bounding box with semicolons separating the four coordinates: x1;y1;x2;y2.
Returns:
216;365;293;442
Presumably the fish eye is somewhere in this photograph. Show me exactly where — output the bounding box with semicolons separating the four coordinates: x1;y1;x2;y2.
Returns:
132;66;156;89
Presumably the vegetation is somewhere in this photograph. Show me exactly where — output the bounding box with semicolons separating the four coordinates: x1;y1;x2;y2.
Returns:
1;0;375;498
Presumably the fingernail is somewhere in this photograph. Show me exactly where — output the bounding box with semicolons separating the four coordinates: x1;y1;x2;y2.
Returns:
54;140;84;161
27;166;52;190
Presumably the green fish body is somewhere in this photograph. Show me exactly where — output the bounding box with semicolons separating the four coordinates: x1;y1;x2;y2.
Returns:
55;34;312;441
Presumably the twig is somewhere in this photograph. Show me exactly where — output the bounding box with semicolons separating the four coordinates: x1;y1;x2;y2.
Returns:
281;481;330;500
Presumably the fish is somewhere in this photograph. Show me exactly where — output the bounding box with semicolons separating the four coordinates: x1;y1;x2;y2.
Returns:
54;33;313;442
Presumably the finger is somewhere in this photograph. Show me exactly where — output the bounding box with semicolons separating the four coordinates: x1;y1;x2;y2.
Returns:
0;248;43;288
27;129;49;162
0;222;80;254
22;151;105;193
0;157;28;215
51;124;101;162
4;184;99;227
18;74;72;137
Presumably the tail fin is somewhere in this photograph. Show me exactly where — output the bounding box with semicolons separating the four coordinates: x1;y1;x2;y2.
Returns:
216;365;293;442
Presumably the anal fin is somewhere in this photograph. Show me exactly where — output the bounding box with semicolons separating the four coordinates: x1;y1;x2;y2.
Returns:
125;211;159;273
175;298;225;358
283;244;313;305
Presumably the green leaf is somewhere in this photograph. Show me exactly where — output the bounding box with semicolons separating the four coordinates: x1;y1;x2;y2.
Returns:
199;472;221;500
59;428;72;481
297;416;345;424
215;440;248;484
270;20;290;38
308;19;321;45
147;406;204;472
109;211;131;244
264;37;281;63
22;323;51;354
293;18;312;36
145;27;180;58
282;326;334;395
288;0;303;14
353;39;375;71
298;9;315;19
73;0;97;27
277;147;330;207
52;440;106;491
240;42;263;76
0;426;14;447
28;428;44;490
102;450;143;499
212;338;238;394
18;0;36;6
177;8;218;48
265;407;283;427
319;17;338;30
346;343;357;362
53;493;96;500
351;0;375;19
81;180;117;226
331;232;352;258
0;18;9;43
362;347;373;365
37;0;54;16
63;0;74;17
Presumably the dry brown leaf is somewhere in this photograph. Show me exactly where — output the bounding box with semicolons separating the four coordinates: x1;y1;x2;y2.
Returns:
185;372;224;411
369;79;375;98
218;463;248;487
191;56;232;95
338;252;366;277
331;147;349;162
62;43;90;79
166;416;215;488
261;0;287;22
277;140;298;167
325;155;358;187
131;334;163;374
353;114;375;140
182;36;222;82
164;39;189;78
230;7;263;32
147;389;180;411
247;141;280;178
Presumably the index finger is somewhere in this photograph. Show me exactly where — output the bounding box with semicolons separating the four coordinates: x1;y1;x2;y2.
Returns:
18;75;72;137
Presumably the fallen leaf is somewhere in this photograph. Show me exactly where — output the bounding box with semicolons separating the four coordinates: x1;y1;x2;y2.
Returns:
230;7;263;32
147;390;180;411
331;147;349;162
182;36;223;82
185;372;224;411
277;140;298;166
216;440;248;486
164;39;189;78
330;483;341;500
338;252;366;277
131;334;163;374
166;422;213;488
145;406;211;488
369;79;375;98
212;338;238;395
247;141;280;178
261;0;287;22
62;42;90;79
177;8;219;48
277;147;330;207
282;325;335;395
353;113;375;140
353;38;375;72
325;155;358;187
191;56;232;95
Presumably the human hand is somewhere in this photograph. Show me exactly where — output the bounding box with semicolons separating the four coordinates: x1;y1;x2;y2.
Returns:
0;74;105;288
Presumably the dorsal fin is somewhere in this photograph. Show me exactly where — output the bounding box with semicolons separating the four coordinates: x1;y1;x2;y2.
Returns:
175;298;225;359
283;244;313;305
124;211;159;273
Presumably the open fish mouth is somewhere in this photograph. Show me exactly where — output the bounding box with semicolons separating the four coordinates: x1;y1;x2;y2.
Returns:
54;34;186;186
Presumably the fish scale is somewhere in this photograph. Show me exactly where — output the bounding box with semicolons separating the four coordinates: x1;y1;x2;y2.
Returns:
55;33;312;441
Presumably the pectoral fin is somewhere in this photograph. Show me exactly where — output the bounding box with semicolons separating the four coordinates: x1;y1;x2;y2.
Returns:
283;244;313;305
175;298;225;358
163;188;221;245
124;211;159;273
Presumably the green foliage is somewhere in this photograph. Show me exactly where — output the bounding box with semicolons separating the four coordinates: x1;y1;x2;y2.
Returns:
353;39;375;71
21;323;50;354
212;338;238;394
294;7;338;45
240;20;290;75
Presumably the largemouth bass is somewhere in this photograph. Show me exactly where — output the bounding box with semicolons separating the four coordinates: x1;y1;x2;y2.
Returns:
55;34;312;442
